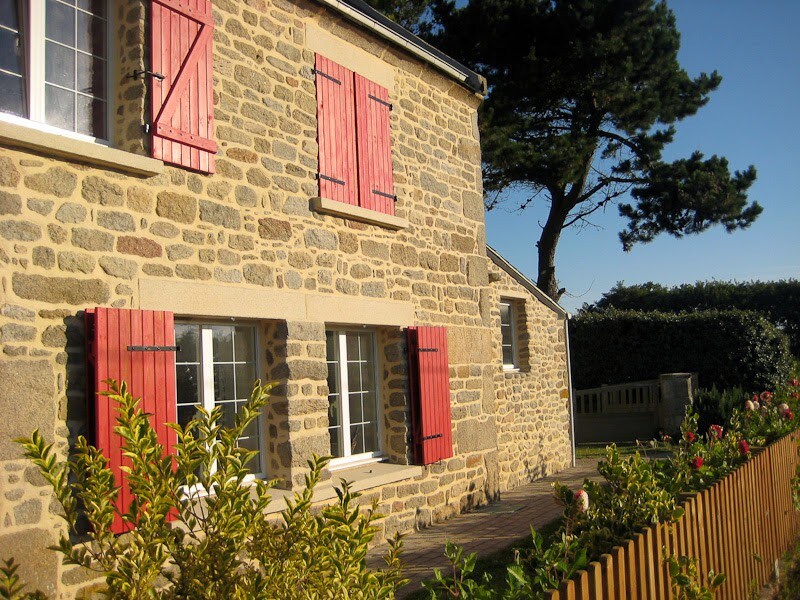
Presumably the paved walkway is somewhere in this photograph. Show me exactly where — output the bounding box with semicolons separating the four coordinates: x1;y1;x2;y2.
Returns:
367;458;603;597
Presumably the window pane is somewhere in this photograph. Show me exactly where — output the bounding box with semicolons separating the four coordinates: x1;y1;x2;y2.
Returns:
500;303;511;326
77;0;106;17
0;0;20;29
0;26;23;74
0;71;25;118
362;422;378;453
45;40;75;88
329;425;341;456
76;95;106;138
242;417;259;440
213;364;235;401
176;364;199;406
234;326;255;362
45;84;75;131
177;404;198;428
362;391;376;422
326;330;337;359
327;362;338;395
77;11;106;57
218;401;236;429
502;345;514;367
348;392;363;424
212;326;234;362
76;53;105;97
501;323;513;347
347;361;363;392
346;332;361;360
46;0;76;46
235;363;255;400
175;324;199;363
350;424;363;455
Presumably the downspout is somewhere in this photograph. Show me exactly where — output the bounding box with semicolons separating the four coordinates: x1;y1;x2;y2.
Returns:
564;313;576;467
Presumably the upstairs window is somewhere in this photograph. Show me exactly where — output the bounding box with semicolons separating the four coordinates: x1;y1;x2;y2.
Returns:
500;300;518;370
314;54;396;216
0;0;111;140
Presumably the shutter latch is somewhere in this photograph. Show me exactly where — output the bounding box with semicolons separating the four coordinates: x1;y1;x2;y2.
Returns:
132;69;166;81
422;433;444;441
127;345;180;352
418;348;439;352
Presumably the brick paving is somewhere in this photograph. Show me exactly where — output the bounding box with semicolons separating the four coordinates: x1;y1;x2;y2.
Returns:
368;458;603;597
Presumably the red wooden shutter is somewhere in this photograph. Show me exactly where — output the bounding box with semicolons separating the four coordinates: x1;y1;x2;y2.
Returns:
85;308;178;533
151;0;217;173
355;74;395;215
407;326;453;465
315;55;358;206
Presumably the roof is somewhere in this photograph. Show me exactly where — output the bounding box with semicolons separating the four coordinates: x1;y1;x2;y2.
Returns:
310;0;486;95
486;245;569;319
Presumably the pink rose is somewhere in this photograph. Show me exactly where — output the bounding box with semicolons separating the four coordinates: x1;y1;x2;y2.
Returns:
709;424;723;440
574;489;590;513
690;456;704;470
738;440;750;455
685;431;696;444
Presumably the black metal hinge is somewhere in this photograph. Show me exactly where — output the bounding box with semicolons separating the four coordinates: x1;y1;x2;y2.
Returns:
312;68;342;85
418;347;438;352
317;173;346;186
372;189;397;201
127;345;180;352
132;69;165;81
368;94;393;110
422;433;444;441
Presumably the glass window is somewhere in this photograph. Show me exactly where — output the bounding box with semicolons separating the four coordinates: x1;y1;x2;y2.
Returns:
175;322;263;475
0;0;110;140
326;330;380;461
500;300;517;369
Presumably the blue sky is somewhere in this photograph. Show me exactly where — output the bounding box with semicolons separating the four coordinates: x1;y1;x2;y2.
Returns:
484;1;800;314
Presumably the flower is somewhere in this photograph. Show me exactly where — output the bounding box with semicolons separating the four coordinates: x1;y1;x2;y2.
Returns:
574;489;590;513
792;392;799;400
684;431;696;444
690;456;704;470
745;400;756;411
760;391;774;403
738;440;750;456
785;410;794;421
661;434;672;443
791;378;799;387
779;403;790;416
709;424;724;440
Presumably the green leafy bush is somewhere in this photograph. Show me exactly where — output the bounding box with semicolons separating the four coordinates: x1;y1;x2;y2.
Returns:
10;380;405;600
664;552;725;600
692;386;745;435
570;308;793;391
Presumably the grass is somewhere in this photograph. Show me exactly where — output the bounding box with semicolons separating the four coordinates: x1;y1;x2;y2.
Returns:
401;517;564;599
575;442;641;459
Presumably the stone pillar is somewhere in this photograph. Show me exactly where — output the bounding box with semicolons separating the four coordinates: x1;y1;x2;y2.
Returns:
658;373;698;433
263;321;330;489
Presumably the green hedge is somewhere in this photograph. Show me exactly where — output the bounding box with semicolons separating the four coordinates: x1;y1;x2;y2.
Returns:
569;308;793;391
591;280;800;356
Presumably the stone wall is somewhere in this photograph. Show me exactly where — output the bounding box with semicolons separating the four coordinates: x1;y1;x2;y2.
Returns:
0;0;571;595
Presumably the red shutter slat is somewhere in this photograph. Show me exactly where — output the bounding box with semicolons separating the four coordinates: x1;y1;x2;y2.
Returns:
86;308;178;533
407;326;453;465
315;55;358;206
151;0;216;173
355;74;395;215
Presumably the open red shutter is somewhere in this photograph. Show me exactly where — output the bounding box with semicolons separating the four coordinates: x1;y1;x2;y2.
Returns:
315;55;358;205
407;326;453;465
355;74;395;215
85;308;178;533
151;0;217;173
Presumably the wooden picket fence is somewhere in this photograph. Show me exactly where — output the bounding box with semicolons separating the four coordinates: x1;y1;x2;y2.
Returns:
546;431;800;600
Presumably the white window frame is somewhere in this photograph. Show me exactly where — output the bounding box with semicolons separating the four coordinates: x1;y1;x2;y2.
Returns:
175;322;264;485
326;329;384;470
0;0;114;145
500;300;518;371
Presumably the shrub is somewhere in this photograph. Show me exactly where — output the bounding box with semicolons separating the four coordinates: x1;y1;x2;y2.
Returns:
692;386;745;435
569;308;793;391
11;380;404;600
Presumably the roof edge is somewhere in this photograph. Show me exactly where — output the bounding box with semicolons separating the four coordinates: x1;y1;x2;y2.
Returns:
309;0;487;96
486;245;569;319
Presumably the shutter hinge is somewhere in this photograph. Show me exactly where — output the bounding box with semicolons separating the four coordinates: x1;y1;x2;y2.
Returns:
317;173;346;186
127;345;180;352
368;94;392;110
372;189;397;201
312;68;342;85
132;69;166;81
422;433;444;441
418;347;438;352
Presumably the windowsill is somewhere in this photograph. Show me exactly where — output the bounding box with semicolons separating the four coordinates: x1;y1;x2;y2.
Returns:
311;196;409;230
263;462;422;515
0;115;163;177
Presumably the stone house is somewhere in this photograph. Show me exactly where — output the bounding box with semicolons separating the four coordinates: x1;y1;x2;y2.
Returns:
0;0;574;595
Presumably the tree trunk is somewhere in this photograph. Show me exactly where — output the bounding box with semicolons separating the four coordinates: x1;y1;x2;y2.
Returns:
537;199;569;302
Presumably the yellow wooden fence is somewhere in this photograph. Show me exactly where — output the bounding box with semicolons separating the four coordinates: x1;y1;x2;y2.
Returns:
546;431;800;600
